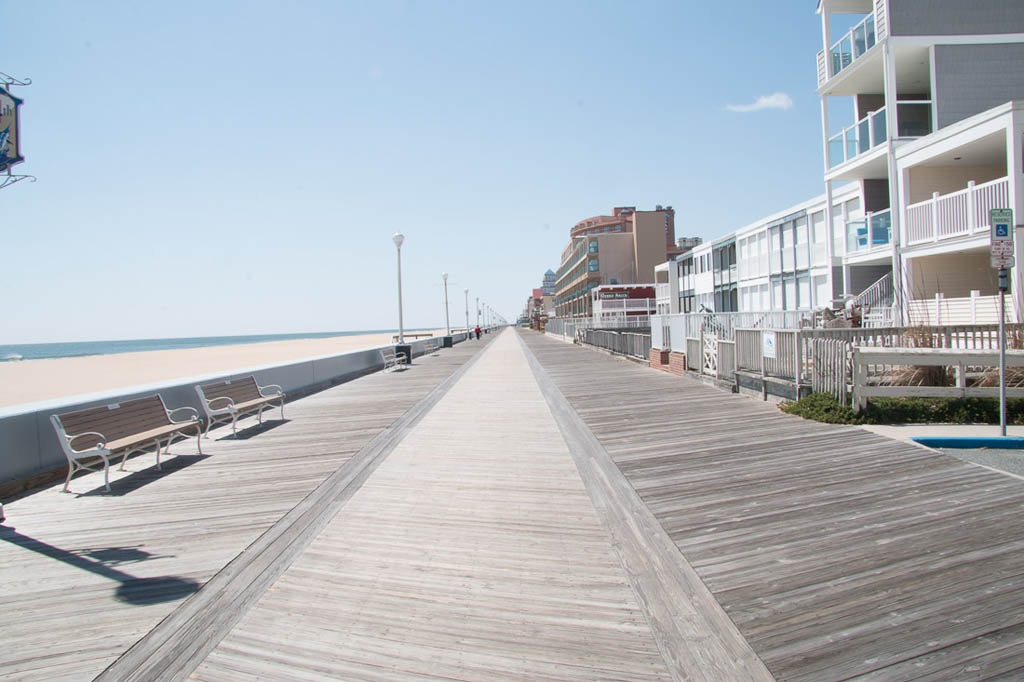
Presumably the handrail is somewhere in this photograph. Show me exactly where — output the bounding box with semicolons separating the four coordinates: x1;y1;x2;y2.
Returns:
828;12;877;78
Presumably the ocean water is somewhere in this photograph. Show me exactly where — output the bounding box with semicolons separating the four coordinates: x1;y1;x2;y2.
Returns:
0;329;422;362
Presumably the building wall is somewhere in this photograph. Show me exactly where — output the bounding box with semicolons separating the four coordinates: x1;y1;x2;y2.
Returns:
934;44;1024;129
848;264;892;295
889;0;1024;36
598;233;638;284
907;163;1007;203
633;210;674;284
909;251;999;299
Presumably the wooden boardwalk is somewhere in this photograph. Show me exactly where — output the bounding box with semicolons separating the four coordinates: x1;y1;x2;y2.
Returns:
520;329;1024;681
7;326;1024;680
193;330;676;681
0;336;495;681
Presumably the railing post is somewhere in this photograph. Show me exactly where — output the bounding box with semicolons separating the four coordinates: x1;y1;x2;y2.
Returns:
967;180;976;232
931;191;940;241
935;293;943;326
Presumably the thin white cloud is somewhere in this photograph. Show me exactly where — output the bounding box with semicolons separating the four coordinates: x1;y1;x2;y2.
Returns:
726;92;794;113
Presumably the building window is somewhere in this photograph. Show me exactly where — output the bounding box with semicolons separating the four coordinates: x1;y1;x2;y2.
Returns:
588;240;599;254
588;258;599;272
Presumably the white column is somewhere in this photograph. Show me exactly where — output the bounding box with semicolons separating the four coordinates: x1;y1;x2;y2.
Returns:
1008;112;1024;318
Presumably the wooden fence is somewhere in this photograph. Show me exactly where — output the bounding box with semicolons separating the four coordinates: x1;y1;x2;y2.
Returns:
680;323;1024;403
852;347;1024;411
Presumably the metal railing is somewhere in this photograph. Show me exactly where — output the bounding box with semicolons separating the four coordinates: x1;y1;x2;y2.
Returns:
828;12;876;79
579;330;651;360
846;209;892;252
828;107;886;168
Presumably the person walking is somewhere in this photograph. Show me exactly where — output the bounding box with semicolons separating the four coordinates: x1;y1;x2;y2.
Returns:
474;325;481;340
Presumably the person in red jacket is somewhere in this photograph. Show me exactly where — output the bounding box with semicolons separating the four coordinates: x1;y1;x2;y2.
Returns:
474;325;481;340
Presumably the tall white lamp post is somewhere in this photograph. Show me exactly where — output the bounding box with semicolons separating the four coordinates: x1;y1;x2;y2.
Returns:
464;289;469;335
442;273;451;336
393;233;405;344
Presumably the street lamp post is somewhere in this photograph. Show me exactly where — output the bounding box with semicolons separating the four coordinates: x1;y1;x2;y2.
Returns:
476;298;480;328
464;289;469;337
441;273;451;336
392;233;405;344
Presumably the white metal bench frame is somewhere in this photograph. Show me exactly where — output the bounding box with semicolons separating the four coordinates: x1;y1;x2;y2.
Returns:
50;397;202;493
195;378;285;437
381;347;408;372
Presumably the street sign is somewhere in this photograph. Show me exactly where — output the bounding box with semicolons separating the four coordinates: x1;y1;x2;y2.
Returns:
990;208;1014;269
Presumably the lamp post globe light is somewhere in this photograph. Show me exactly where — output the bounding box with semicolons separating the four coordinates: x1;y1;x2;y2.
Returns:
392;233;405;345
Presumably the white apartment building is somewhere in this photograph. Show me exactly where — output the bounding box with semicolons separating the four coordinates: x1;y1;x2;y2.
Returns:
657;1;1024;326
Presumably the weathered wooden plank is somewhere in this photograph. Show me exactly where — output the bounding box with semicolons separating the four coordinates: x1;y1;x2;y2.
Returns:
519;329;1024;681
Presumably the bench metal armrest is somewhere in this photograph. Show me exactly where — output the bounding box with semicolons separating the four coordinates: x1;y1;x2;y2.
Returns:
260;384;284;397
395;352;408;363
67;431;109;453
207;396;235;410
168;406;200;423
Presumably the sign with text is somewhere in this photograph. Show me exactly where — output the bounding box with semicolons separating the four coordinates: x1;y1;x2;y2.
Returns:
0;87;24;173
762;330;777;360
990;208;1014;269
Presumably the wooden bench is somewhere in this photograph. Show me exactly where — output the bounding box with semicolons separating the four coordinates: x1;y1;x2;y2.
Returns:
381;347;408;372
195;376;285;437
50;395;202;493
424;338;442;355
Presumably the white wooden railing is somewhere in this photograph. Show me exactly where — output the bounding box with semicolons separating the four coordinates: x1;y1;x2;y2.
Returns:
907;293;1019;326
852;347;1024;411
905;177;1009;245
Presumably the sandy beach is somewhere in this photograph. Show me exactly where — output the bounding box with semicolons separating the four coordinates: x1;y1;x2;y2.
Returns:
0;330;447;408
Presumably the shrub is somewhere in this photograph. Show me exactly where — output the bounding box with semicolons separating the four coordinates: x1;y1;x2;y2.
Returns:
780;393;1024;425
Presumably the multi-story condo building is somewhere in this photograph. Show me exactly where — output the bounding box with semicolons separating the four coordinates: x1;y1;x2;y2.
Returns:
554;206;679;318
818;0;1024;323
656;3;1024;325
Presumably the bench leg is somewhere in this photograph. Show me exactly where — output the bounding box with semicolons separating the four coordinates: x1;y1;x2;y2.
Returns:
63;461;77;493
279;399;285;421
195;424;203;454
231;413;238;437
154;439;163;471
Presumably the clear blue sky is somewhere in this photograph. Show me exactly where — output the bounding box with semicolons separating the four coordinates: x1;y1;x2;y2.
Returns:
3;0;833;343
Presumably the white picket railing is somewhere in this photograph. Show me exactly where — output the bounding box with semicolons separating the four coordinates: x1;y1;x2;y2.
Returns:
905;177;1009;245
907;294;1019;326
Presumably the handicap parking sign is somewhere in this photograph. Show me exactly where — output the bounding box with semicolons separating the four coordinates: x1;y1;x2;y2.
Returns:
997;223;1010;238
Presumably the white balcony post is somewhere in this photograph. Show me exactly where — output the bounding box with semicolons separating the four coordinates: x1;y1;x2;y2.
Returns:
967;180;976;232
931;192;940;241
935;292;943;325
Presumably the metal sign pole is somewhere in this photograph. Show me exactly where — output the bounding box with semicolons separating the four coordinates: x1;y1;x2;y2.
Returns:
1000;268;1008;437
989;208;1014;437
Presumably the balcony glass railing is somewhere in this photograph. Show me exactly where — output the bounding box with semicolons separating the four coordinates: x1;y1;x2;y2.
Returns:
828;107;887;168
846;208;892;253
896;101;933;137
829;13;876;78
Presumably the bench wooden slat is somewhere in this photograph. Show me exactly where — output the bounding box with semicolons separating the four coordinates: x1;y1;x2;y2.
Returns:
195;376;285;438
59;396;172;449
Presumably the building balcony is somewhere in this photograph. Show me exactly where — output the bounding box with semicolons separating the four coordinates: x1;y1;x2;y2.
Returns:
905;177;1009;247
817;12;877;87
846;208;892;253
827;102;933;170
655;283;670;301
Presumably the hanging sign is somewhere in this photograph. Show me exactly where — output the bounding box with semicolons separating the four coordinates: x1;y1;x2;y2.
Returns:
0;86;24;173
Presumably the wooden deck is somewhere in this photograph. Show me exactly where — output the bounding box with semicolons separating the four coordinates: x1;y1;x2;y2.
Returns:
7;326;1024;680
0;335;495;681
519;329;1024;681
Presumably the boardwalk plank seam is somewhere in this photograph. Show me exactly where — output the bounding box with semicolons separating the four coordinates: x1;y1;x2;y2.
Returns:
95;337;496;682
516;331;775;682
